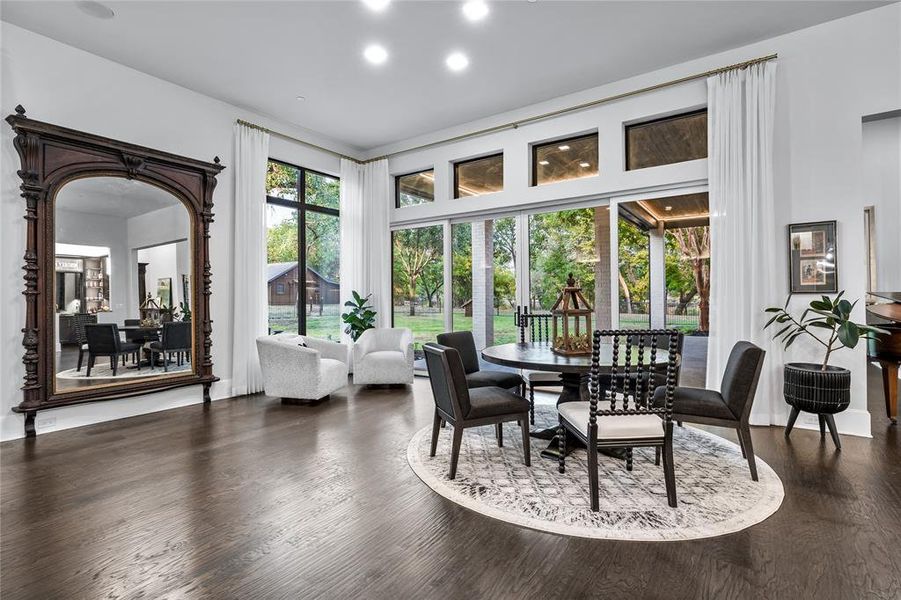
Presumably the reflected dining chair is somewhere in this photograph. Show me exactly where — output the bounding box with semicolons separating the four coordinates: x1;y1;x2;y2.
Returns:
424;343;531;480
558;329;681;510
73;313;97;372
84;324;142;377
436;331;522;391
148;321;192;372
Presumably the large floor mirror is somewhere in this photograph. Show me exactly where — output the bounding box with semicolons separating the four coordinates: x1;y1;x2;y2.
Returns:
6;107;224;437
53;177;195;392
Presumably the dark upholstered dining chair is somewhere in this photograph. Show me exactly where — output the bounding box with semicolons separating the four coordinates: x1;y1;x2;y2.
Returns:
73;313;97;372
436;331;522;391
149;321;192;371
559;329;682;510
424;343;531;480
84;324;142;377
653;340;765;481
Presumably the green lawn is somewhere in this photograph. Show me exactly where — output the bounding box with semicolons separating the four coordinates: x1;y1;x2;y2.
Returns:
392;310;519;350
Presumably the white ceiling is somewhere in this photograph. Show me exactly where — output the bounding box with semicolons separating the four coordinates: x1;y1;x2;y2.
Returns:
1;1;889;152
57;177;181;218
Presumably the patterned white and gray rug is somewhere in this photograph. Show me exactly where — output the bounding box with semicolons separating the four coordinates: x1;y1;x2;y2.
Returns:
407;406;784;541
56;362;191;380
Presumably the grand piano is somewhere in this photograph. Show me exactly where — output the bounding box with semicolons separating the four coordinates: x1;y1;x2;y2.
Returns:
867;291;901;424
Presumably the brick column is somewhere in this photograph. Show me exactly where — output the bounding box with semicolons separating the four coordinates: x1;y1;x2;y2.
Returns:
471;220;494;349
594;207;613;330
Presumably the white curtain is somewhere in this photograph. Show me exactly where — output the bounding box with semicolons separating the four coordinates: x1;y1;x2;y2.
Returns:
706;61;785;425
339;158;392;342
231;123;270;396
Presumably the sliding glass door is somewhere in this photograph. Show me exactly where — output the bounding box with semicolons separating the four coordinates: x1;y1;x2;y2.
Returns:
392;224;444;359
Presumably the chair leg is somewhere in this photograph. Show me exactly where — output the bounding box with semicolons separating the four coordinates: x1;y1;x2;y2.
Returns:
519;417;531;467
739;424;759;482
655;446;661;466
662;436;677;508
112;356;118;377
588;440;599;512
449;426;464;480
86;355;94;377
164;352;169;372
529;385;535;426
557;423;566;474
496;423;503;447
77;348;84;372
785;406;800;437
430;410;441;458
736;428;747;458
440;419;446;429
818;414;826;437
625;447;633;472
823;414;842;450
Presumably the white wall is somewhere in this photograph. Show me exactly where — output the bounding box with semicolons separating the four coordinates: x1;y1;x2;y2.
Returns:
380;4;901;437
0;23;348;440
862;116;901;293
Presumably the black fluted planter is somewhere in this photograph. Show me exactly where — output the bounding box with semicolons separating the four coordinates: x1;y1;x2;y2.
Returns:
783;362;851;449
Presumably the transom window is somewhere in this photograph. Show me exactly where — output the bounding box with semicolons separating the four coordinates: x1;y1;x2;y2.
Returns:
454;153;504;199
532;133;599;186
396;169;435;208
625;109;708;170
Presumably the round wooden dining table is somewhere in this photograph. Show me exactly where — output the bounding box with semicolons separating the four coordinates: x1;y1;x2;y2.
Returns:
481;341;669;459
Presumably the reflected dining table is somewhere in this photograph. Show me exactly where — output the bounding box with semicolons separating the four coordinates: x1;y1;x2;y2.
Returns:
481;341;669;459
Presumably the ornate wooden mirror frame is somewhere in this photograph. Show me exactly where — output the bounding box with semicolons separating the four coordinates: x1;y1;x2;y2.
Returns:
6;106;225;437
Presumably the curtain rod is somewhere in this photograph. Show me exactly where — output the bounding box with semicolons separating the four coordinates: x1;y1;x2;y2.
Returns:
237;53;776;165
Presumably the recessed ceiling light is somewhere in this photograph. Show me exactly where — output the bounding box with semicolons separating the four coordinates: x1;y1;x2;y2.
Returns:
579;162;591;168
462;0;489;21
362;0;391;11
538;160;549;166
296;95;306;101
76;0;115;19
665;206;673;211
364;44;389;65
558;144;570;151
446;52;469;72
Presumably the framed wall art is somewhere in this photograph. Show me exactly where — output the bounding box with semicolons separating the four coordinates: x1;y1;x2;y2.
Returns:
789;221;837;293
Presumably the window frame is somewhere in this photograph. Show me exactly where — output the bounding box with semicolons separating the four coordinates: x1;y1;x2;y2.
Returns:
530;132;599;187
453;152;504;199
266;158;340;335
624;108;708;171
395;168;436;209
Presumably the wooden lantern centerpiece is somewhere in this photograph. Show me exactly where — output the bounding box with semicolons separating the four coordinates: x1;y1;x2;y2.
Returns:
551;273;594;356
139;293;161;326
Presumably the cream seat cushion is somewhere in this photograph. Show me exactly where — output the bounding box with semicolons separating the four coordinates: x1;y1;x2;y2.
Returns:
559;401;664;440
522;369;562;384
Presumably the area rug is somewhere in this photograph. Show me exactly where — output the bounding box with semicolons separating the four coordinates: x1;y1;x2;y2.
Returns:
56;362;191;380
407;406;784;541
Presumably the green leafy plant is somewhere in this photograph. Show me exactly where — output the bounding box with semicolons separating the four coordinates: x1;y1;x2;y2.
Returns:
764;292;887;370
342;291;377;342
179;301;192;322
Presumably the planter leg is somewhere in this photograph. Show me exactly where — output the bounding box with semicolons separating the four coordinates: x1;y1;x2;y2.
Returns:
785;406;800;437
824;414;842;450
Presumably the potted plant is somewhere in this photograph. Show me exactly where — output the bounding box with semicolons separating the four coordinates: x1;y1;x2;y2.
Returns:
342;291;377;342
764;292;887;447
179;300;192;322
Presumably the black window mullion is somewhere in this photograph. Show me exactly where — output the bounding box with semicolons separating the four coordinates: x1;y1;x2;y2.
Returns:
297;168;306;335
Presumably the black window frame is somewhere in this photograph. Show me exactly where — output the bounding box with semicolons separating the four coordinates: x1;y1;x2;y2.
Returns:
530;132;599;187
624;108;708;171
395;168;436;208
266;158;340;335
453;153;504;199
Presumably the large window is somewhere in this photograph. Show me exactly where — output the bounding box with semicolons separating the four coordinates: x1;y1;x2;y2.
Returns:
529;207;598;312
454;154;504;198
617;217;650;329
266;160;340;339
392;225;444;359
396;169;435;208
625;109;707;170
532;133;599;186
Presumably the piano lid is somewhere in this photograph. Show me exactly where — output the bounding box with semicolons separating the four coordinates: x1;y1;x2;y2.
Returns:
869;291;901;303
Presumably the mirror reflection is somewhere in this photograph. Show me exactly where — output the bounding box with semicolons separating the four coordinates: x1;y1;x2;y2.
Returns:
54;177;194;392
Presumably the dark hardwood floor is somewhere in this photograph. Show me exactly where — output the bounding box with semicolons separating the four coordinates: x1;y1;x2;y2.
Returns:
1;364;898;599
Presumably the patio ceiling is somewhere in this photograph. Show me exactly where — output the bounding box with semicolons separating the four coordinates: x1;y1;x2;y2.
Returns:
621;192;710;230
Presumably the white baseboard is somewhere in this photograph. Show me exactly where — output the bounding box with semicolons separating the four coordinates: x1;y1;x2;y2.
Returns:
0;378;233;442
